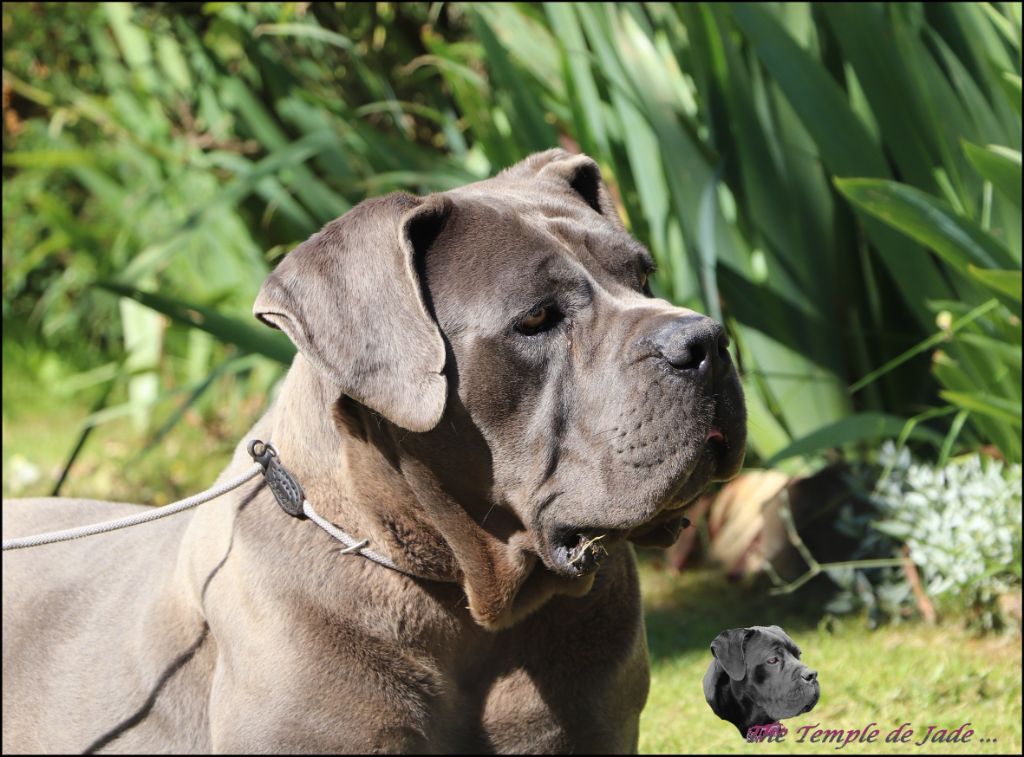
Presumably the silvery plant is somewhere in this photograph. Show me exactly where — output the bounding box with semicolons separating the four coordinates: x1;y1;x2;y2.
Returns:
822;442;1022;629
871;442;1022;618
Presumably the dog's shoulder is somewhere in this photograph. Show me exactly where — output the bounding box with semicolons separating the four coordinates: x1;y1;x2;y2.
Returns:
2;497;188;595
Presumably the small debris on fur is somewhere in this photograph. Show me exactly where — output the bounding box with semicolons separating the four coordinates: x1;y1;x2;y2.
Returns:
568;533;608;571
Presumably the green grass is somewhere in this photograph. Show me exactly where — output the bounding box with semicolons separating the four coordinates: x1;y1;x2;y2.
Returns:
3;360;1021;754
1;351;266;504
638;563;1022;754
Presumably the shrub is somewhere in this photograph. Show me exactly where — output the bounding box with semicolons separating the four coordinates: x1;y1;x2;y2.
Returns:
825;441;1022;629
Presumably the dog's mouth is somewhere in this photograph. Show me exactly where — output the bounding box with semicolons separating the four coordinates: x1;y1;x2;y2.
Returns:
536;415;743;578
706;425;725;444
541;500;700;577
801;687;820;714
705;423;743;481
791;678;821;715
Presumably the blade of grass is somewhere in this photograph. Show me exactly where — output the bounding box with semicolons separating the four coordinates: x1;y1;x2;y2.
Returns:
939;390;1022;427
129;355;240;464
937;409;971;466
849;299;1001;394
51;369;120;496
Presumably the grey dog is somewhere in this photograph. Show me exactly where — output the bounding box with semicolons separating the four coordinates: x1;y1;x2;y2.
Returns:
3;149;746;753
703;625;820;738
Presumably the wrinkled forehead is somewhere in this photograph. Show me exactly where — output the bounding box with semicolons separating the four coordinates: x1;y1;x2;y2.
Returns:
428;180;652;319
747;627;801;659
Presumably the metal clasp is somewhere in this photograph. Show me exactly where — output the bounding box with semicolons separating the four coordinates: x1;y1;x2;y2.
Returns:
247;439;306;518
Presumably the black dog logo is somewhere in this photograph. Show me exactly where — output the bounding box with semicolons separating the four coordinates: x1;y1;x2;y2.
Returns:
703;625;820;739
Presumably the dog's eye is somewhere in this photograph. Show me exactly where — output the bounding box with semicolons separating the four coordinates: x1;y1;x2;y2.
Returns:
767;657;779;665
516;305;560;335
639;268;654;296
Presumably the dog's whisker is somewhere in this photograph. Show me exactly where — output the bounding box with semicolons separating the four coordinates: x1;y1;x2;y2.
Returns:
480;504;497;526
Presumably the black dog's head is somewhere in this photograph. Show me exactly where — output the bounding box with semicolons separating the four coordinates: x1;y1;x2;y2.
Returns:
254;149;746;627
703;625;820;737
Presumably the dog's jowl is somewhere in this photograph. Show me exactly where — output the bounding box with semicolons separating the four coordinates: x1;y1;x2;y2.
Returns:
3;149;746;753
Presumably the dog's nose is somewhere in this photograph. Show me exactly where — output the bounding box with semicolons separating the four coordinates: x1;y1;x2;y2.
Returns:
802;669;818;683
652;316;729;380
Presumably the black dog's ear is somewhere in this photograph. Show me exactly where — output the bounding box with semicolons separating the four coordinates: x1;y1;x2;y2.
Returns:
711;628;753;681
502;149;622;224
703;659;723;709
254;192;452;432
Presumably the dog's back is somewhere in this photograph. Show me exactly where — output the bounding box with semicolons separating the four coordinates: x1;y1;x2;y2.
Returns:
2;499;212;753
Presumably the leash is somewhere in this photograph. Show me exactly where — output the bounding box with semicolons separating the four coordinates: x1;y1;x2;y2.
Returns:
246;440;415;577
2;440;416;578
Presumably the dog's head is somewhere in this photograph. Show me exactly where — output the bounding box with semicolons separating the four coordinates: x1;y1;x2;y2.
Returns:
254;149;746;624
704;625;820;734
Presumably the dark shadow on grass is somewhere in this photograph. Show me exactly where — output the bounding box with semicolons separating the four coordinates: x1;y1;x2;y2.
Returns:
637;554;837;663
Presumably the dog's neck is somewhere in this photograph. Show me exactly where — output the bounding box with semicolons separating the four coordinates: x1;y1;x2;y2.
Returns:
261;357;593;630
711;669;775;737
265;357;461;583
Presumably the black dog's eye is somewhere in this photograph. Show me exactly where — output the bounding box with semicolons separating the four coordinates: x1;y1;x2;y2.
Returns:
516;304;561;336
767;657;779;665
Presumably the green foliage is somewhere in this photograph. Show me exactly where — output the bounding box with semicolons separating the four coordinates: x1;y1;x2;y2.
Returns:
3;2;1021;465
3;2;474;434
470;2;1021;463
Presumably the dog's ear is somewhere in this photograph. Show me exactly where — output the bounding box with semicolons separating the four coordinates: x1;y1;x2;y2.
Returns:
703;659;723;708
499;147;575;178
254;192;452;432
711;628;753;681
502;149;621;223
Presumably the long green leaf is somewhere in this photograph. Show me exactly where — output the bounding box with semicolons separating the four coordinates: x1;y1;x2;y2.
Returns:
98;282;296;365
252;23;354;50
545;4;610;156
835;178;1017;273
966;266;1023;301
849;299;1001;393
731;3;954;329
963;141;1023;208
939;391;1023;427
765;412;946;467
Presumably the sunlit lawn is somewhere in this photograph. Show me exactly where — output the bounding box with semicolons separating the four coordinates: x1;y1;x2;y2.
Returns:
637;563;1022;754
4;361;1021;755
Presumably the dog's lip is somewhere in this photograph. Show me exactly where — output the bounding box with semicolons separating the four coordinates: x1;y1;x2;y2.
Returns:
541;483;704;565
665;448;717;507
707;417;746;483
801;690;820;713
626;511;692;547
799;680;821;713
